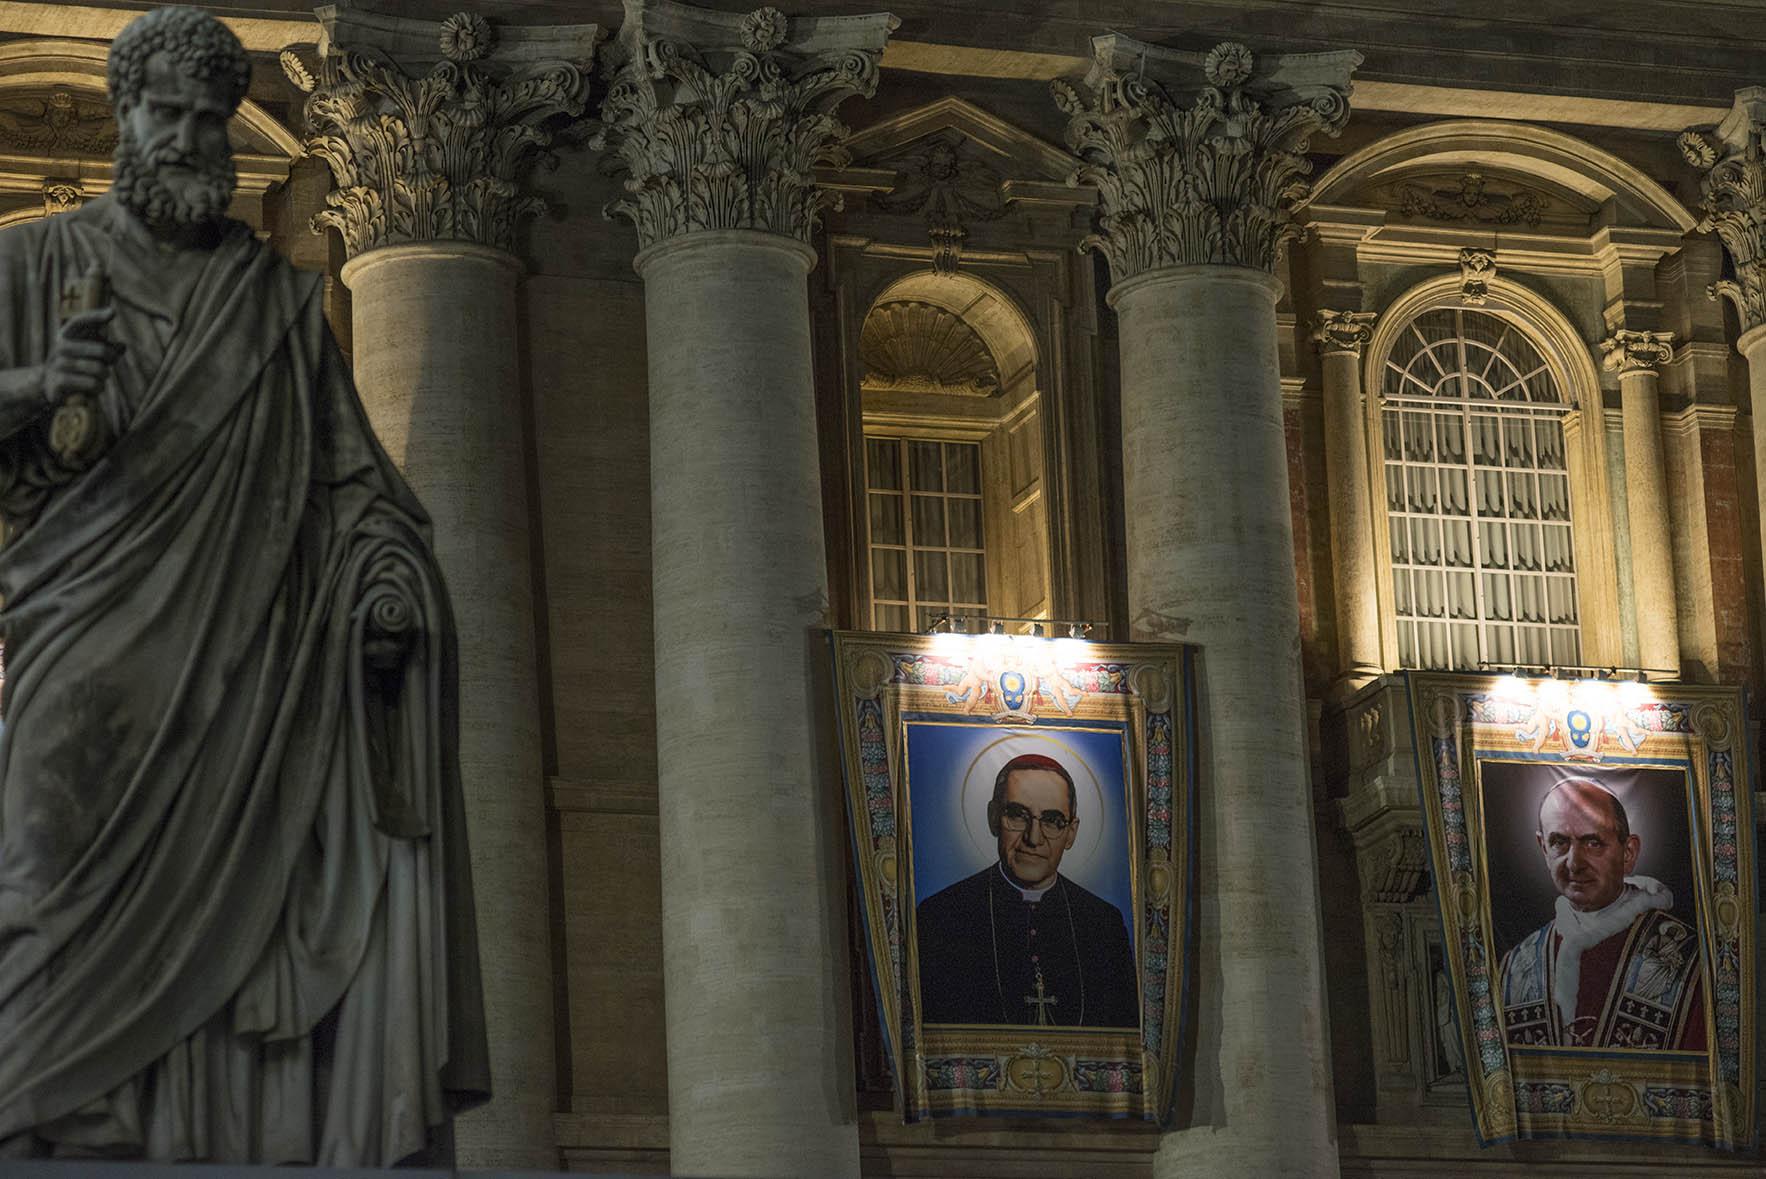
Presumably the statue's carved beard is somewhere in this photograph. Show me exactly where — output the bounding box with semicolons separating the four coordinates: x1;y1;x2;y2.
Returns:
112;133;236;230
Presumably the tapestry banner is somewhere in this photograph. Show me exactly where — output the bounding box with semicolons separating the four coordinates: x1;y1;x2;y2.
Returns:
1409;672;1756;1147
830;630;1195;1122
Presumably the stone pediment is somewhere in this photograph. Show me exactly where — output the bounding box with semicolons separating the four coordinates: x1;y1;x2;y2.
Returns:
824;97;1088;272
824;95;1090;208
1307;119;1695;233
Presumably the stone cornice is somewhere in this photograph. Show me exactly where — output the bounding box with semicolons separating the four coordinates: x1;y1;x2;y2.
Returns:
1680;87;1766;333
1600;329;1675;375
1312;308;1376;357
1664;402;1741;436
591;0;897;251
292;7;600;258
1053;35;1359;283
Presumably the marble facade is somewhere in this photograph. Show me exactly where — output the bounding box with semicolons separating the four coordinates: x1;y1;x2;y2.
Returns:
2;0;1765;1175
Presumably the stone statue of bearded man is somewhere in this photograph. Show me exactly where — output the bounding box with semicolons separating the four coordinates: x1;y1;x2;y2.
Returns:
0;7;489;1164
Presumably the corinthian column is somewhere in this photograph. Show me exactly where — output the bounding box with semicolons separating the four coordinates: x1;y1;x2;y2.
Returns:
1057;36;1359;1178
591;3;893;1175
293;8;601;1168
1601;331;1682;677
1313;310;1382;686
1682;91;1766;590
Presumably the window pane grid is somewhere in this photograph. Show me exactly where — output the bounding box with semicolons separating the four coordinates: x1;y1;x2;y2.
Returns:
864;437;988;630
1382;308;1579;670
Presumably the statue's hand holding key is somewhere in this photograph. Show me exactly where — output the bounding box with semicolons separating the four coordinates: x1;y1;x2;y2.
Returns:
45;276;120;465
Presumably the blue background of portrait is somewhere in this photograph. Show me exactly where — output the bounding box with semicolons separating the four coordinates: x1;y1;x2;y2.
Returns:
904;718;1135;947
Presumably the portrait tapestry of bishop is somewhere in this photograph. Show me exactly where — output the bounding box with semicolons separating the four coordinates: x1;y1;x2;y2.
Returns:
0;7;488;1165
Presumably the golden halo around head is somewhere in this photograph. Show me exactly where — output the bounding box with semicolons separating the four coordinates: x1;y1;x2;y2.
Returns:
958;728;1108;882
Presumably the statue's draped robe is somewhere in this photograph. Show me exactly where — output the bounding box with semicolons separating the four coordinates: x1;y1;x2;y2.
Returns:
0;197;488;1164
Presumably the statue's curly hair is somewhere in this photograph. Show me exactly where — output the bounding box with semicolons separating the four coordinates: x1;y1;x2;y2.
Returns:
107;6;251;112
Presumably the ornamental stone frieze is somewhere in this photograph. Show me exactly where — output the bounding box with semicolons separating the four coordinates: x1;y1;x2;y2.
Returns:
1051;35;1360;282
591;0;897;251
1680;88;1766;332
1312;308;1377;356
1600;328;1676;374
288;7;602;257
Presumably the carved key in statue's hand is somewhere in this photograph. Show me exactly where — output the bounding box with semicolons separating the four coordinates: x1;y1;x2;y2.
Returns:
44;304;121;465
47;302;119;402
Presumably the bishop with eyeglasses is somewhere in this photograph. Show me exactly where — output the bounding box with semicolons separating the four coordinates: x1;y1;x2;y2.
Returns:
914;754;1140;1028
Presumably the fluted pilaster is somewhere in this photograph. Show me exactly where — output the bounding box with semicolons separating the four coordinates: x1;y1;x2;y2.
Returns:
1314;309;1383;686
298;8;601;1169
593;0;894;250
1601;330;1682;679
1053;35;1359;283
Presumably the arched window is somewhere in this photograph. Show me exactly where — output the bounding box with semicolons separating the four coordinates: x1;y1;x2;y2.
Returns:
856;272;1049;633
1380;307;1579;669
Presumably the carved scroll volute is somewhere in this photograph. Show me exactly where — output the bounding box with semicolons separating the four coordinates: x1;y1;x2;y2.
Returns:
1680;88;1766;333
289;9;602;257
1312;309;1377;358
1361;821;1427;907
590;1;898;251
1600;329;1676;375
1051;35;1360;284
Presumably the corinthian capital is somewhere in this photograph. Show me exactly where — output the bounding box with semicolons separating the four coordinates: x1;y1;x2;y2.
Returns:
1600;329;1676;374
1680;87;1766;333
591;0;897;251
1052;35;1360;283
291;7;602;257
1313;309;1377;356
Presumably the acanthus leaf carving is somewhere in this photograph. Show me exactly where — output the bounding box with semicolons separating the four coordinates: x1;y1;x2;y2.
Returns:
1053;35;1359;282
591;1;896;252
1681;88;1766;333
301;9;598;257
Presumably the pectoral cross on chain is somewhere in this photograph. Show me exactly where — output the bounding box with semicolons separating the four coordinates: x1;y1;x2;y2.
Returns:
1023;969;1058;1025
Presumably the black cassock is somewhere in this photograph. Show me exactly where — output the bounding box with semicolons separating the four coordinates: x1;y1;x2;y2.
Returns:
915;865;1139;1028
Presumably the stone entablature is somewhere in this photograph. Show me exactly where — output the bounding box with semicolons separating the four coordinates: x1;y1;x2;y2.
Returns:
1681;87;1766;333
292;6;601;257
1052;34;1358;283
591;0;896;251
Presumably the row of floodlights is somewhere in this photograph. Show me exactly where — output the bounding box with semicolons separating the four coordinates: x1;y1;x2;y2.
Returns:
1482;662;1676;710
925;614;1097;640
